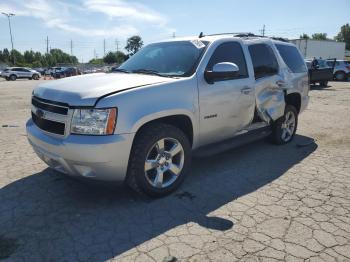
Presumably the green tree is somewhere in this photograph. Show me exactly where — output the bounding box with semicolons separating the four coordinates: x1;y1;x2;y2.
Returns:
311;33;328;40
103;51;127;64
125;35;143;56
24;50;35;64
2;49;10;64
335;23;350;50
88;58;104;65
10;49;25;66
300;33;310;39
103;52;116;64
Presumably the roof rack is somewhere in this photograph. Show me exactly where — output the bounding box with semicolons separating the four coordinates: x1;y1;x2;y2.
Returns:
198;32;289;42
198;32;255;38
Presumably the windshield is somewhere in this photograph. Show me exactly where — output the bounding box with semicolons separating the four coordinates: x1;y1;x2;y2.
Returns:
119;40;208;77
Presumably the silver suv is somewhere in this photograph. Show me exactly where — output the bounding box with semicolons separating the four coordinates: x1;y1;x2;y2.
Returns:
26;33;309;197
1;67;41;81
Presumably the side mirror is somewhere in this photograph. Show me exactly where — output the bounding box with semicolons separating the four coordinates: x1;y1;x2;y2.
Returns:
204;62;240;84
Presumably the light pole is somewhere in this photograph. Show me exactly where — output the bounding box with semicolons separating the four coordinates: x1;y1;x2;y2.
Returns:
2;12;15;64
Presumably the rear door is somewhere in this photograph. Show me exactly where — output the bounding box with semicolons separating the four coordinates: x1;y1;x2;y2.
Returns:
248;43;285;122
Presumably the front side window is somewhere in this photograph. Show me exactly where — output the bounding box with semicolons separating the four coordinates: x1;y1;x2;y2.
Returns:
248;44;279;79
275;44;307;73
119;41;208;77
206;42;248;78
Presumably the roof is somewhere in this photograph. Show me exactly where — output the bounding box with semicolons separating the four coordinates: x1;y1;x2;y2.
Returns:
158;32;291;45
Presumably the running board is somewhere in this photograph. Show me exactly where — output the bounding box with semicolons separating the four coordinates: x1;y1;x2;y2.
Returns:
193;126;272;157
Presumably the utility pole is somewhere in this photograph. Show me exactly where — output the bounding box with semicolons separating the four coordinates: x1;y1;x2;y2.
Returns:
70;40;73;55
261;24;266;36
46;36;49;54
115;39;119;52
103;39;106;56
2;12;15;64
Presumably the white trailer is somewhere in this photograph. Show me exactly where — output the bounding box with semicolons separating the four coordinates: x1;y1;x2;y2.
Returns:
291;39;346;60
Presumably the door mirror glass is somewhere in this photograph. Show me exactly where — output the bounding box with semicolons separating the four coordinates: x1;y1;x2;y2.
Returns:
204;62;240;83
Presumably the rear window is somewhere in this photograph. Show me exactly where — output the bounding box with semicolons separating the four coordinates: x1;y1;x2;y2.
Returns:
276;44;307;73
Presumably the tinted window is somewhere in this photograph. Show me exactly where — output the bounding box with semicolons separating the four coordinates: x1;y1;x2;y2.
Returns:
276;44;307;73
207;42;248;78
248;44;279;79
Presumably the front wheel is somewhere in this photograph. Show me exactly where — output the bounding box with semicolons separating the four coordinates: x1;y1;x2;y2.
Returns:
32;74;39;80
126;123;191;197
270;105;298;145
9;74;17;81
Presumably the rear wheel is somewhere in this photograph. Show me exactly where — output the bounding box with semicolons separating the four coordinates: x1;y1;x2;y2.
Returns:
9;74;17;81
271;105;298;145
32;74;39;80
334;71;346;81
126;123;191;197
320;81;328;87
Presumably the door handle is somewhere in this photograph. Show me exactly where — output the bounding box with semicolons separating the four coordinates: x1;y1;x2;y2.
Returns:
241;87;252;95
276;80;287;87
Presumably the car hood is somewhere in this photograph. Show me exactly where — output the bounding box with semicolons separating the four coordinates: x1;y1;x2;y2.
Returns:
33;73;176;106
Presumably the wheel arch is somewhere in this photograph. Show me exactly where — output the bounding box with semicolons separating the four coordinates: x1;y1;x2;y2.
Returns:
133;114;194;147
285;92;301;113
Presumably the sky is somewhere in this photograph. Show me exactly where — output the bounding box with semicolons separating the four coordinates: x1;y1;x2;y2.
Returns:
0;0;349;62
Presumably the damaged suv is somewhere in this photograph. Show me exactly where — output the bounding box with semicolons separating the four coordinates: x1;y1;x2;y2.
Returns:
26;33;309;197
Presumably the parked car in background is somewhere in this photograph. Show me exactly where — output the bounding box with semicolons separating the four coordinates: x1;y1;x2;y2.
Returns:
53;67;80;79
306;59;335;87
33;68;46;75
1;67;41;81
326;59;350;81
27;33;309;197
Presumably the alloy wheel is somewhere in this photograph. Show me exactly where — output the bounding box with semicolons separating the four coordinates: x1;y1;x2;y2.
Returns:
144;137;184;189
281;111;296;142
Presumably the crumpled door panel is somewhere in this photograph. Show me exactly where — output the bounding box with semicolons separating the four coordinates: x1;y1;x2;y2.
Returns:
255;76;286;123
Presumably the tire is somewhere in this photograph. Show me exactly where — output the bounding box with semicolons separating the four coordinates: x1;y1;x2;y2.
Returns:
270;105;298;145
9;74;17;81
5;77;9;81
334;71;346;81
126;123;191;197
320;81;328;87
32;74;39;80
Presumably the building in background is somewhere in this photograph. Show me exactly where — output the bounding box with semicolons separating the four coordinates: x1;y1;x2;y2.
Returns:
291;39;346;60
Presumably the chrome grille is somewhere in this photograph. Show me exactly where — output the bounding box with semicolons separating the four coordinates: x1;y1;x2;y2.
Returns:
31;96;70;135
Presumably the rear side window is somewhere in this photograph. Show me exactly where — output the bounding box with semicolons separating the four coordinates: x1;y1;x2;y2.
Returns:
248;44;279;79
276;44;307;73
207;42;248;78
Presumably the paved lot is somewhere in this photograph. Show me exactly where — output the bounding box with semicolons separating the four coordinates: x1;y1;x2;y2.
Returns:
0;78;349;262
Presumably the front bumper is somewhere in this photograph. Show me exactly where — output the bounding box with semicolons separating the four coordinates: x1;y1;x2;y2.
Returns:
26;119;135;182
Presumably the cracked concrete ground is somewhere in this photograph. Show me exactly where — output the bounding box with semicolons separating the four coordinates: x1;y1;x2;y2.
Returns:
0;79;349;262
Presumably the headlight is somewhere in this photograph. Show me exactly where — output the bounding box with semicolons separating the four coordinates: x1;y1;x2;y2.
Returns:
71;108;117;135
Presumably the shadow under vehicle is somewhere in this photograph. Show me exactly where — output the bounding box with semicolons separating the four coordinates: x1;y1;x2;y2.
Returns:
0;135;317;261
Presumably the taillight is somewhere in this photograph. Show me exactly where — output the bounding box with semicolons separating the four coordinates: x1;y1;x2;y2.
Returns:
346;66;350;70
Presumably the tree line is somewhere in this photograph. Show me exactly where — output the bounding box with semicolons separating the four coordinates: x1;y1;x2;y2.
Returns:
300;23;350;50
0;48;78;68
0;35;143;68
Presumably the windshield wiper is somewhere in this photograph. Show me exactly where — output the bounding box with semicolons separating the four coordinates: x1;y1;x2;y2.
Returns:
112;68;130;73
132;69;163;76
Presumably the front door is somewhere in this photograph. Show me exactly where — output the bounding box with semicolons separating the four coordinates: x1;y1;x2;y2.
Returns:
197;41;255;145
